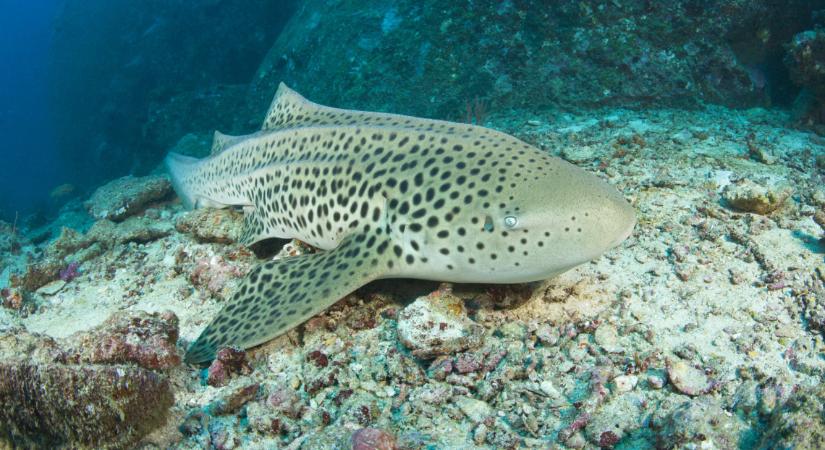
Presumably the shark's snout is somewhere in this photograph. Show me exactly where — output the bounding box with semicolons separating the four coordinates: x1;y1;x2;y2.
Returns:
608;195;636;248
588;180;636;253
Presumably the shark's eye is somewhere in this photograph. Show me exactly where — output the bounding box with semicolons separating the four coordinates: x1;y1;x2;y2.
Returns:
503;215;518;228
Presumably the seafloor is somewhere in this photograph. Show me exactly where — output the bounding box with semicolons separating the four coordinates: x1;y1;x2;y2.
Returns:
1;105;824;449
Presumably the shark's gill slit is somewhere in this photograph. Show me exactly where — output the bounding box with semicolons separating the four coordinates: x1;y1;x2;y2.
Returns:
483;215;494;232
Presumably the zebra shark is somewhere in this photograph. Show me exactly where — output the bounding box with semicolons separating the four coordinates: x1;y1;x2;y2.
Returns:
166;84;636;363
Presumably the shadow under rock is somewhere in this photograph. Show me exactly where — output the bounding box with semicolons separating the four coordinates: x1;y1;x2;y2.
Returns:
792;229;825;254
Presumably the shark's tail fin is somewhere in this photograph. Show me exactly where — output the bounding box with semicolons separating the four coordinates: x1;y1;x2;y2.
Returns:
165;152;201;209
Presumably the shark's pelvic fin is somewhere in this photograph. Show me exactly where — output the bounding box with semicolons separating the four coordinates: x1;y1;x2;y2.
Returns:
239;206;270;246
184;231;390;364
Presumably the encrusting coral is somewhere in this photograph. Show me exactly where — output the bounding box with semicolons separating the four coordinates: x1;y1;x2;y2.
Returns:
0;363;174;448
0;312;180;448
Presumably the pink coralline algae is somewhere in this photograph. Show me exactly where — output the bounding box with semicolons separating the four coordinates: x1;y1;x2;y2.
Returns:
67;310;181;370
58;262;80;282
206;347;252;387
351;427;397;450
267;387;304;419
189;256;245;298
599;430;620;447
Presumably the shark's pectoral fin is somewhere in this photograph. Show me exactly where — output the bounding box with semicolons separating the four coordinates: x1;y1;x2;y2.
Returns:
185;232;390;364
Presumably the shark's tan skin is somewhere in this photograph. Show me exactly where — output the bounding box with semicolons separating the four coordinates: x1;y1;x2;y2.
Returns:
167;84;636;363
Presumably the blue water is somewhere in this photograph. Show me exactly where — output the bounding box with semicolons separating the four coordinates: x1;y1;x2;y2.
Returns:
2;1;821;227
0;0;61;221
0;1;292;224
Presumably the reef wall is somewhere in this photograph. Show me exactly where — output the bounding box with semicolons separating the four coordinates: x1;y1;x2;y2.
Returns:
48;0;825;207
249;0;825;120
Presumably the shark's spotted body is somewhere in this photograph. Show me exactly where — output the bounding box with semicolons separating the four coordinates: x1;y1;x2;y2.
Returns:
168;84;636;363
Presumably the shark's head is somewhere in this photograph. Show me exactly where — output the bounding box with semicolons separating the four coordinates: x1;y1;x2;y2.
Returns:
441;156;636;284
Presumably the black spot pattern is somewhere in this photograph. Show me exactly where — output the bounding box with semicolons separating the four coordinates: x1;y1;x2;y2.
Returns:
175;83;589;363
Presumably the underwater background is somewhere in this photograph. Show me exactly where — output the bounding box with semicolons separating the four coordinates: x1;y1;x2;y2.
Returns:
1;0;825;448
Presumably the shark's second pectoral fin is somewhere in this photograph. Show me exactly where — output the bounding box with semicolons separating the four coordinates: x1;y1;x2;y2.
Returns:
185;232;391;364
239;205;269;246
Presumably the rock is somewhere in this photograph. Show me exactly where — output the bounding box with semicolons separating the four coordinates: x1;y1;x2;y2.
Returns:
456;396;493;423
87;216;173;245
786;30;825;98
189;255;246;299
671;129;693;144
267;387;304;419
758;383;825;448
667;359;715;396
0;329;66;364
36;280;66;296
47;226;92;259
813;188;825;207
585;393;643;446
564;431;587;449
175;208;243;244
612;375;638;393
351;427;397;450
647;373;666;390
721;179;793;215
208;383;260;416
85;175;172;221
12;260;62;292
561;146;596;163
168;133;213;158
473;423;488;445
397;288;484;359
652;397;747;449
539;380;561;398
733;379;761;416
594;324;622;353
1;287;27;311
535;324;560;346
207;347;251;387
0;362;173;448
814;209;825;233
800;275;825;333
67;310;181;370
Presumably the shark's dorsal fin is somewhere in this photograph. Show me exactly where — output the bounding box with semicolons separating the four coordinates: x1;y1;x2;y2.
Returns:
262;83;320;130
210;131;245;156
262;82;466;132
